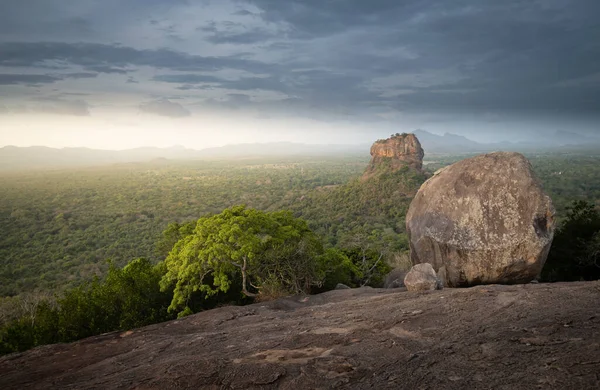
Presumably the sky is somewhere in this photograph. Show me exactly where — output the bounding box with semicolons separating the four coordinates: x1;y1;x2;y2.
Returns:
0;0;599;149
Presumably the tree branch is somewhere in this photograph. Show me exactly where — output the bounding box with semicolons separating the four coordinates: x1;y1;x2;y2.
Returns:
229;260;242;268
361;253;384;287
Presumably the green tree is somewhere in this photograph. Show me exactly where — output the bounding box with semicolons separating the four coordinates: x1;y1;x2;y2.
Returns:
542;200;600;281
316;248;360;290
338;228;393;287
102;258;173;329
256;210;327;294
0;258;174;355
155;221;195;259
160;205;331;315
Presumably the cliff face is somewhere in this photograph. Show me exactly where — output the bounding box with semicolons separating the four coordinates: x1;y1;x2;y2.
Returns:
363;133;425;179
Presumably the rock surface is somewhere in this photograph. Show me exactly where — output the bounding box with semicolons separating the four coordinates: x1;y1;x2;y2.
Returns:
1;282;599;389
404;263;442;291
406;152;555;287
363;133;424;178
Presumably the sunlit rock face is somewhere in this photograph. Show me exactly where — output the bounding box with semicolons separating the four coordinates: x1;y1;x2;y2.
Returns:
403;263;442;291
406;152;555;287
362;133;425;179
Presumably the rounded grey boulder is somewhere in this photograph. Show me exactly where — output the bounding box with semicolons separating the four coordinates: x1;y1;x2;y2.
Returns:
406;152;555;287
403;263;442;291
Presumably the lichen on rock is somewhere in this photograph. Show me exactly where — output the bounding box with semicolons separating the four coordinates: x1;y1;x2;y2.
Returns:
406;151;555;287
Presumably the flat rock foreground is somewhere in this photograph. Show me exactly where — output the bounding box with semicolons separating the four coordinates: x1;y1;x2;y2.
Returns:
1;282;599;389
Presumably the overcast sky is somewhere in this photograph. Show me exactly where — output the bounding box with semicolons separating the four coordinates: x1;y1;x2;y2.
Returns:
0;0;599;149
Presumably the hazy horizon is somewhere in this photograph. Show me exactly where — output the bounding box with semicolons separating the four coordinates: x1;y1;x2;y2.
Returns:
1;1;599;149
3;127;600;152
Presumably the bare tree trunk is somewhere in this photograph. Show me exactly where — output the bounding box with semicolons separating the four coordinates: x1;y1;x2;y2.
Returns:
241;256;257;297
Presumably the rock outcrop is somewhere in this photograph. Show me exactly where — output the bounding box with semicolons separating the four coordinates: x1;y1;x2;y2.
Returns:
2;282;599;389
406;152;555;287
363;133;424;179
403;263;442;291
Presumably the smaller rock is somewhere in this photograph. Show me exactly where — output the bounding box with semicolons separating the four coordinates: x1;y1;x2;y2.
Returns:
335;283;351;290
404;263;442;292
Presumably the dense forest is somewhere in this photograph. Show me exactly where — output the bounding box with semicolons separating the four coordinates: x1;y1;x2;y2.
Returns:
1;153;600;296
0;156;366;296
1;151;600;354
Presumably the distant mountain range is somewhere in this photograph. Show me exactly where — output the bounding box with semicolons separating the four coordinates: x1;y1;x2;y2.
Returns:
1;130;598;171
0;143;365;171
413;130;600;154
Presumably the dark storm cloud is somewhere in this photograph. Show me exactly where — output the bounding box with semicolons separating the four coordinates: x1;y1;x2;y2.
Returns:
235;0;600;115
0;42;277;74
0;72;96;85
199;21;277;44
232;9;255;17
0;74;60;85
245;0;599;40
206;29;276;45
242;0;428;39
139;99;191;117
154;73;288;94
85;65;129;74
0;0;599;121
154;74;224;84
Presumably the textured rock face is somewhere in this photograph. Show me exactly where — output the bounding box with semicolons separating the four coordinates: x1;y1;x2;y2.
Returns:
403;263;442;291
363;133;424;178
406;152;555;287
2;283;600;390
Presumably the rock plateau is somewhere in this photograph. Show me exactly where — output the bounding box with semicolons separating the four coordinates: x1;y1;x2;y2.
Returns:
362;133;424;179
1;282;598;389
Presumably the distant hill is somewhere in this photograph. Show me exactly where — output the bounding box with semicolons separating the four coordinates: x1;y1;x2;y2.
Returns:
196;142;365;158
414;130;600;154
533;130;600;148
2;130;598;171
413;130;484;153
0;143;366;171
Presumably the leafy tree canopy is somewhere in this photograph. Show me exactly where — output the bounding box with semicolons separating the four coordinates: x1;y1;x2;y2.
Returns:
160;205;346;316
542;200;600;281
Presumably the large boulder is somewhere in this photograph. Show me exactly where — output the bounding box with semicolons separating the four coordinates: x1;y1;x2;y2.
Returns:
406;152;555;287
403;263;442;291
